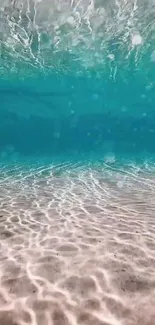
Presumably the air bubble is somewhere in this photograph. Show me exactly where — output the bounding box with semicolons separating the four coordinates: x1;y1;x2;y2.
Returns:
67;16;75;26
107;54;115;61
131;34;142;46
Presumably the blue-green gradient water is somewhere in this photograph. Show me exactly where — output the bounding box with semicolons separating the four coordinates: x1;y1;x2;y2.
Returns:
1;4;155;324
1;0;155;163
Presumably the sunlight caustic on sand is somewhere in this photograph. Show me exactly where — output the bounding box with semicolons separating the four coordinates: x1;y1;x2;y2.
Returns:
0;162;155;325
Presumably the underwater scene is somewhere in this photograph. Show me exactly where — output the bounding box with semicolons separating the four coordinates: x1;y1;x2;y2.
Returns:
0;1;155;324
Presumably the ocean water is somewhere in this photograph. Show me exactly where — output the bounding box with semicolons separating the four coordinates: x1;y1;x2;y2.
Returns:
1;1;155;325
1;0;155;162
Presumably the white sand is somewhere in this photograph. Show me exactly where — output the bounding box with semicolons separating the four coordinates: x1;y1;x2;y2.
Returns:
0;162;155;325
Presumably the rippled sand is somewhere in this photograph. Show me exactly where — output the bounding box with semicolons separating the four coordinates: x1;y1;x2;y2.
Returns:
0;161;155;325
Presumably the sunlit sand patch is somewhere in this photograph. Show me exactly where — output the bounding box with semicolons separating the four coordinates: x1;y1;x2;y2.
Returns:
0;161;155;325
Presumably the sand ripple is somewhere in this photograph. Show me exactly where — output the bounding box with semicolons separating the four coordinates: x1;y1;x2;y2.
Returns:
0;162;155;325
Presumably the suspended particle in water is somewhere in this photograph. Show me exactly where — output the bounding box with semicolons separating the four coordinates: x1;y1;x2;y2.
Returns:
145;83;153;91
104;152;115;164
92;93;99;100
151;51;155;62
121;106;127;112
70;109;75;115
117;180;124;189
53;132;60;139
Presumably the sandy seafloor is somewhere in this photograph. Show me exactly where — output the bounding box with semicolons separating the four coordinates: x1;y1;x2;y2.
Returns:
0;158;155;325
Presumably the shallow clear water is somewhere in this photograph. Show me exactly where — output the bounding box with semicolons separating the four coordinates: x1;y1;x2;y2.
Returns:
1;0;155;162
1;1;155;325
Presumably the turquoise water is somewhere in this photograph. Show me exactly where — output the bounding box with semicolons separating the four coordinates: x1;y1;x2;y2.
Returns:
0;0;155;163
1;4;155;324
